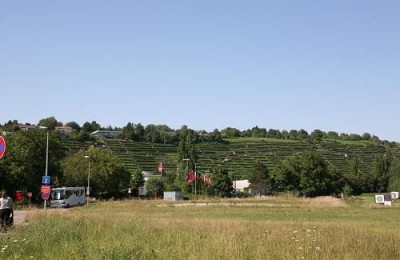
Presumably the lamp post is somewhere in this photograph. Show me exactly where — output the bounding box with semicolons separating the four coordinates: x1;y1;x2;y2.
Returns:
183;158;190;192
194;164;200;196
182;158;190;170
39;126;49;211
84;156;91;206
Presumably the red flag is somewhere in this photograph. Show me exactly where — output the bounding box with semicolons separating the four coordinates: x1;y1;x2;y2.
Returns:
158;162;163;173
187;170;194;184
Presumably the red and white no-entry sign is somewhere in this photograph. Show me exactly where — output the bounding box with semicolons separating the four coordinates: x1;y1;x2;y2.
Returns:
0;136;6;158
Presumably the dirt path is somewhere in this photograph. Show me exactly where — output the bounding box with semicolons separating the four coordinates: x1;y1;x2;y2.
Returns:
13;210;28;225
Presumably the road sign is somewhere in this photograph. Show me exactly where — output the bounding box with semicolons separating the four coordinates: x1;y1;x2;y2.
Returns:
41;185;51;194
41;192;50;200
0;136;6;158
42;176;51;184
375;194;384;204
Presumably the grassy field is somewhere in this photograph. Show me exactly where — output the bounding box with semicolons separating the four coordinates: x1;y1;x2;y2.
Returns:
2;196;400;259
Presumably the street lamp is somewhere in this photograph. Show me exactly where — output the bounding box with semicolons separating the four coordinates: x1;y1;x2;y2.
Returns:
182;158;190;191
183;158;189;172
84;156;91;206
39;126;49;211
194;164;200;196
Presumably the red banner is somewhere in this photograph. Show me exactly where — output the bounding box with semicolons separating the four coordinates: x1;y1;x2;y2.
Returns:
158;162;163;173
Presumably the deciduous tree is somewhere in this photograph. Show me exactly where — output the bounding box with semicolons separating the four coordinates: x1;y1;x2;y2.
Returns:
63;147;130;199
211;167;233;197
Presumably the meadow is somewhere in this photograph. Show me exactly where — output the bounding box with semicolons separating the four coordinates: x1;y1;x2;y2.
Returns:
1;195;400;259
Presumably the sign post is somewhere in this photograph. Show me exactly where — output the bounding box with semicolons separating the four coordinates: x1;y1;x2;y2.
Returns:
28;192;32;208
41;178;51;210
0;136;6;158
42;176;51;185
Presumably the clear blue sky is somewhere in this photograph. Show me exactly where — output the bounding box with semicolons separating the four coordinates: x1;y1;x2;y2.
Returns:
1;1;399;141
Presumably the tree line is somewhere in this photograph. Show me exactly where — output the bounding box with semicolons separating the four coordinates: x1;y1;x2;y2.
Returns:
1;116;395;146
1;117;400;202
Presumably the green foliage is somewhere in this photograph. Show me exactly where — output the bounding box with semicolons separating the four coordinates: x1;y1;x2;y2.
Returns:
388;158;400;191
177;126;198;188
342;184;353;197
310;129;324;143
65;121;81;131
0;130;65;198
81;121;100;134
5;198;400;259
37;116;60;130
248;161;271;195
211;167;234;197
221;127;241;138
274;153;344;197
62;147;131;199
145;177;164;197
131;170;145;196
371;154;392;192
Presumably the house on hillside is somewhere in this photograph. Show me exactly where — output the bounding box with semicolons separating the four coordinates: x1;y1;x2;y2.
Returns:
142;171;164;182
91;130;122;139
18;124;37;131
55;126;74;136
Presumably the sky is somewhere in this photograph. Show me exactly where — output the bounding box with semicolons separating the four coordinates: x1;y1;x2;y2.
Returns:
1;1;399;141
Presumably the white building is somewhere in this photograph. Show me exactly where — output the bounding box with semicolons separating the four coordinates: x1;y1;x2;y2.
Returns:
233;180;250;192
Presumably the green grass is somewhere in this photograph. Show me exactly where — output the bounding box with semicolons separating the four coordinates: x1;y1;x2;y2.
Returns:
2;196;400;259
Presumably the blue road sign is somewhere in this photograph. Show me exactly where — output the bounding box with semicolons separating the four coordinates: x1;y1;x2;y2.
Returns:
42;176;51;184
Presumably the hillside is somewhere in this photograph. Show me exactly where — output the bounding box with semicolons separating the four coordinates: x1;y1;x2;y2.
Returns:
64;138;400;180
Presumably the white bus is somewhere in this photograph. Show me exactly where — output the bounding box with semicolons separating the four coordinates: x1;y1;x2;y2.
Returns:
50;187;86;208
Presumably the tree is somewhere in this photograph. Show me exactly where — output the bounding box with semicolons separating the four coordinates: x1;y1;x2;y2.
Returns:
220;127;240;138
66;121;81;131
251;126;266;138
177;126;197;166
145;177;164;198
211;167;233;197
371;154;392;192
248;161;272;196
274;153;344;197
210;129;223;142
288;130;298;140
267;129;282;139
131;170;145;196
38;116;60;130
81;121;100;134
122;122;135;140
388;158;400;191
310;129;324;143
326;131;339;139
345;157;363;195
0;129;66;199
362;133;372;140
144;124;161;143
134;123;145;141
62;147;131;199
176;126;198;193
297;129;309;140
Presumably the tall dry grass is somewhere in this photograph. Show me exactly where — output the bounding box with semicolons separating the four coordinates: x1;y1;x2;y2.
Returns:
1;196;400;259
